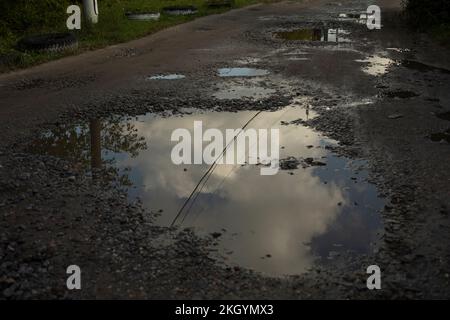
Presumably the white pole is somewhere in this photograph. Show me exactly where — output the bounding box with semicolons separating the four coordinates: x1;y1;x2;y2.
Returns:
83;0;99;24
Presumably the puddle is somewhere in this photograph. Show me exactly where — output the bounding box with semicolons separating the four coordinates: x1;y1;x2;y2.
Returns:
429;129;450;144
162;6;198;15
217;68;269;77
147;74;186;80
356;55;396;76
125;12;160;21
402;60;450;74
30;102;384;276
275;28;351;43
213;85;275;100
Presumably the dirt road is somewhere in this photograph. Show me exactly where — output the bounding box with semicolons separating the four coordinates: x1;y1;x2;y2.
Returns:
1;0;449;299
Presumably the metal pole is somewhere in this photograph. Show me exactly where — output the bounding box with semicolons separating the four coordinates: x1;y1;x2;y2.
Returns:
83;0;99;24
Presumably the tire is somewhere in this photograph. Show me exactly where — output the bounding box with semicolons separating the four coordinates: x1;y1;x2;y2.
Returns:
125;12;161;21
162;6;198;15
0;52;23;68
17;33;78;53
206;0;235;8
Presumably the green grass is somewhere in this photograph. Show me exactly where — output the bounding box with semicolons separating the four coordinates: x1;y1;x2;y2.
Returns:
0;0;273;73
402;0;450;46
429;24;450;46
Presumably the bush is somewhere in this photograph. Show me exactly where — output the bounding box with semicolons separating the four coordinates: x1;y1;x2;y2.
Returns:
403;0;450;29
0;0;74;34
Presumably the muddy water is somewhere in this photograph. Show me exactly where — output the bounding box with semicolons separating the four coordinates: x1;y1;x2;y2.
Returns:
30;102;383;276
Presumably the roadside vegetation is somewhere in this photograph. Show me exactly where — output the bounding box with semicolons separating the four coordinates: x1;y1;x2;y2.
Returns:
0;0;272;72
402;0;450;45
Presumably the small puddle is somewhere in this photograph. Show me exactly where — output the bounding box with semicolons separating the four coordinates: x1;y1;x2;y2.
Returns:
275;28;351;43
429;129;450;144
217;68;269;77
30;102;384;276
356;55;396;76
147;74;186;80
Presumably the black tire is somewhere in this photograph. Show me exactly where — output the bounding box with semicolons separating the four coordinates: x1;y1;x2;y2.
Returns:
17;33;78;53
0;52;24;68
162;6;198;15
206;0;235;8
125;12;161;21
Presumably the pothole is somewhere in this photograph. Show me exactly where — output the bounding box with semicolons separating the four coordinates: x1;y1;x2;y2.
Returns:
217;68;269;77
29;101;384;276
274;28;351;43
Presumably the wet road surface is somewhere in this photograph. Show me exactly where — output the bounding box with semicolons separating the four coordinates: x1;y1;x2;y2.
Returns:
1;0;450;299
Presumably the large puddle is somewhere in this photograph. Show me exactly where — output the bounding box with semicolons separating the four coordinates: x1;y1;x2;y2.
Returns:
30;102;384;276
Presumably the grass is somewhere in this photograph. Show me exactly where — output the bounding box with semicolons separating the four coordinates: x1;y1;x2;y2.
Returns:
0;0;273;73
429;24;450;46
401;0;450;46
